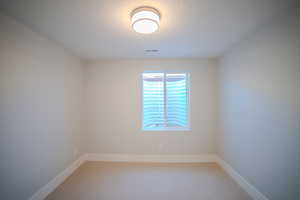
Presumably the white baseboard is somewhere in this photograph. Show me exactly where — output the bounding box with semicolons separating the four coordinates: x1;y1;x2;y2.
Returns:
85;153;218;163
28;154;268;200
29;155;86;200
216;157;269;200
28;153;217;200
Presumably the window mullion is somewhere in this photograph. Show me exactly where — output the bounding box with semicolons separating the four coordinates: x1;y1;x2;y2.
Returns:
163;73;167;128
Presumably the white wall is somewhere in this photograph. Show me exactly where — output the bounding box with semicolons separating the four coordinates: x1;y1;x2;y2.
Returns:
0;13;83;200
218;7;300;200
83;59;218;155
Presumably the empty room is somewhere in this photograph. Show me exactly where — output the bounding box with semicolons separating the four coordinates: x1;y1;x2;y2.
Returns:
0;0;299;200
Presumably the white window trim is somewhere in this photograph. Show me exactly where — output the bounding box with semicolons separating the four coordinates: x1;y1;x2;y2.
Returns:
141;71;191;132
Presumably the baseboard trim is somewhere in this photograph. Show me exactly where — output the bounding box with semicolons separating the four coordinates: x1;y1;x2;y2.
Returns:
29;154;268;200
85;153;218;163
216;157;269;200
29;155;86;200
28;153;217;200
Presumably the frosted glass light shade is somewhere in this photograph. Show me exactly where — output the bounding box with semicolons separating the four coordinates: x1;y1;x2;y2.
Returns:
131;7;160;34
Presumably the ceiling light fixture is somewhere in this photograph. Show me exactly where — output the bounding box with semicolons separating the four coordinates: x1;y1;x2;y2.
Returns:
131;7;160;34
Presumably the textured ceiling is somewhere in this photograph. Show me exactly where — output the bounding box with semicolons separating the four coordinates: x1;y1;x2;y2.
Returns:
0;0;292;59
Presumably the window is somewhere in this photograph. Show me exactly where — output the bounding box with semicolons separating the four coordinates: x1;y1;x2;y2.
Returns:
142;72;190;131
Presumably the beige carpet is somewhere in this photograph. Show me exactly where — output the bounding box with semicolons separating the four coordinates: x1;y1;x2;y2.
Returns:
46;162;252;200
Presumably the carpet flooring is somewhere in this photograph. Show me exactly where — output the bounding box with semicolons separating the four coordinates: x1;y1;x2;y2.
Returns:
46;161;252;200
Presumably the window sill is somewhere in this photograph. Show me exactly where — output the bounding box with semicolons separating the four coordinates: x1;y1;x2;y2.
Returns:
142;127;190;132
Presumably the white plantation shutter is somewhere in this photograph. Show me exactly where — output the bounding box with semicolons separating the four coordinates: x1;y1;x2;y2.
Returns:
143;72;189;131
166;73;188;128
143;73;165;129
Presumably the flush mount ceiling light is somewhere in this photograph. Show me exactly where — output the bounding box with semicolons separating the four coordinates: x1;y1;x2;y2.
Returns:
131;7;160;34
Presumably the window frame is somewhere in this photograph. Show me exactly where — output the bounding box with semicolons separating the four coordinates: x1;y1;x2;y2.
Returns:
141;71;191;131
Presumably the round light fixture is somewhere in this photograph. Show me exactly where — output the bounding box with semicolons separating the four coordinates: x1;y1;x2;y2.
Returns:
131;7;160;34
